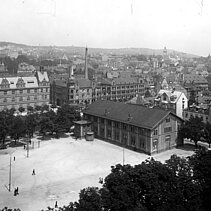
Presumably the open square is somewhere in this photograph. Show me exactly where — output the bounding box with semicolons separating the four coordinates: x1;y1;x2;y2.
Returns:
0;136;194;211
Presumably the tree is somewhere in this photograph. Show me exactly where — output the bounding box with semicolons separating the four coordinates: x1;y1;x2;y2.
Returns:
9;116;25;143
165;155;202;210
203;122;211;148
35;105;42;112
25;113;38;138
56;104;80;132
47;110;60;137
75;187;102;211
0;110;14;144
39;113;51;136
100;164;142;211
18;107;25;113
189;89;197;106
41;104;49;113
189;149;211;211
27;106;34;114
178;116;204;147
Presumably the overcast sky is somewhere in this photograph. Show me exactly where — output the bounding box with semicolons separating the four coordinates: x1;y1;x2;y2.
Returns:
0;0;210;56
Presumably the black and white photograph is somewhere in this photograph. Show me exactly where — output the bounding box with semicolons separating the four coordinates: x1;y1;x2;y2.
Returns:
0;0;211;210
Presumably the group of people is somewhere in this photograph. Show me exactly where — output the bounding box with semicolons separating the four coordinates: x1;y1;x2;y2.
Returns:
12;169;59;209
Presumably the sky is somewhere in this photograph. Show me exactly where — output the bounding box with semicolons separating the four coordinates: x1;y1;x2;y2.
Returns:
0;0;210;56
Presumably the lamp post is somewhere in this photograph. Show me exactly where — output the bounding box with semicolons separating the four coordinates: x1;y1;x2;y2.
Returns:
9;154;12;192
4;148;15;192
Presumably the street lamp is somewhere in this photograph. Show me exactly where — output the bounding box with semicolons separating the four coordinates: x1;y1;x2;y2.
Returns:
4;148;15;192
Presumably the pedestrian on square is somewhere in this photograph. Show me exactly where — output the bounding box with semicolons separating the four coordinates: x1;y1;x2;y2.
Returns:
55;201;58;208
14;188;16;196
32;169;36;175
16;187;19;195
14;156;15;161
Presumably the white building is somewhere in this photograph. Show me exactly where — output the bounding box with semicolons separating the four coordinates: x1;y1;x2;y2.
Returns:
154;89;188;119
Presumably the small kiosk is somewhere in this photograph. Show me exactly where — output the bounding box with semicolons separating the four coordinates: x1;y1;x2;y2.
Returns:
73;120;92;139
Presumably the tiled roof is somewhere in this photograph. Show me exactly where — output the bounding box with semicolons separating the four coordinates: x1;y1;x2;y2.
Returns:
84;100;175;129
54;79;68;87
99;77;139;85
114;77;137;84
76;78;92;88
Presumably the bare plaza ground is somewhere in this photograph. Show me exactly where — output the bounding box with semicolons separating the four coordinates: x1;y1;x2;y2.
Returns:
0;136;194;211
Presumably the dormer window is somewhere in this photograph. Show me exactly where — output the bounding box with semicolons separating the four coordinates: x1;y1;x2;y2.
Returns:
170;95;177;101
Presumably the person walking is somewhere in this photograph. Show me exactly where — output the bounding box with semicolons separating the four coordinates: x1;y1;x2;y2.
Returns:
13;156;15;161
32;169;36;175
16;187;19;195
55;201;58;208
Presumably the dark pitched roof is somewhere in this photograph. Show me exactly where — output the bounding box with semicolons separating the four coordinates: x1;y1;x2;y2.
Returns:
83;100;179;129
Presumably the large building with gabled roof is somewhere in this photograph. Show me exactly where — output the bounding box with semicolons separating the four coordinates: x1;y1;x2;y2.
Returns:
0;69;50;111
83;100;183;155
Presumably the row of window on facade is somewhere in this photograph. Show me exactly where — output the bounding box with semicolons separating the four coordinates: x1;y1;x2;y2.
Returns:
94;125;171;151
96;126;146;149
0;88;49;95
1;95;48;103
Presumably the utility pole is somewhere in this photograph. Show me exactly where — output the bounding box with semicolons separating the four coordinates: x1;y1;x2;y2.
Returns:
27;130;29;158
123;147;125;166
8;154;12;192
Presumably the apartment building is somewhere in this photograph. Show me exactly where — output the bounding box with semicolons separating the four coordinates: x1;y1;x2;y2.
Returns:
0;70;50;111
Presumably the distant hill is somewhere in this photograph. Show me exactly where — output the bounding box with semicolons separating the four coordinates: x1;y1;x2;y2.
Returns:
0;41;28;48
0;41;199;58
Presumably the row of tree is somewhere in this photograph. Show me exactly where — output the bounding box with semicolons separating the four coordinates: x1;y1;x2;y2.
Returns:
41;148;211;211
179;116;211;148
0;104;80;145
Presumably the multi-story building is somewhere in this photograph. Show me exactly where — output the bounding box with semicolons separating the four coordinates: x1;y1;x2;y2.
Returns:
51;77;93;106
181;74;208;97
83;100;183;155
0;69;50;111
93;77;145;102
183;104;211;124
154;89;188;119
50;68;146;106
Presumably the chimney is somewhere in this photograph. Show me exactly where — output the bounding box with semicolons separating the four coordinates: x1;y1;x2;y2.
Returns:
104;109;109;116
128;113;133;121
40;66;44;73
69;65;74;79
85;47;88;79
